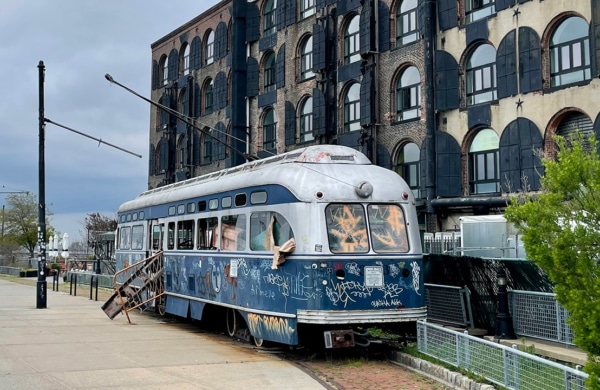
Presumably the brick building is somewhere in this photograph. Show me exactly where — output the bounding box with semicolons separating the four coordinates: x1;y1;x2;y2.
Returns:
148;0;600;234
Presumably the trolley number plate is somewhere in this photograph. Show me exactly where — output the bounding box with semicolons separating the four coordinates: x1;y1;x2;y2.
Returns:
364;266;384;288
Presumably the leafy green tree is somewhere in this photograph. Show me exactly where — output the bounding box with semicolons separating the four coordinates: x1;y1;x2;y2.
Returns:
505;135;600;388
84;212;117;257
3;193;54;259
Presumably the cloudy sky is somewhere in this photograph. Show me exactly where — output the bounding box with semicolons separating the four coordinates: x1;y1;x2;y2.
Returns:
0;0;220;242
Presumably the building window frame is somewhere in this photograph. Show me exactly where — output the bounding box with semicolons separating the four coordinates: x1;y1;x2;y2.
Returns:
343;15;360;65
301;0;316;19
206;31;215;65
343;83;361;133
300;36;314;81
299;97;314;143
263;0;277;36
396;0;419;47
396;66;421;121
550;16;591;88
465;0;495;24
466;44;497;106
469;128;500;194
263;108;277;153
263;52;276;93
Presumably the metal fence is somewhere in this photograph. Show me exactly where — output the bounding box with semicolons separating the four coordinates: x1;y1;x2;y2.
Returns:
425;283;473;328
509;290;575;346
417;320;588;390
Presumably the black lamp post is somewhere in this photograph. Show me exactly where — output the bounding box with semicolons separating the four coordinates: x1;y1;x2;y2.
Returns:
37;60;47;309
495;265;516;339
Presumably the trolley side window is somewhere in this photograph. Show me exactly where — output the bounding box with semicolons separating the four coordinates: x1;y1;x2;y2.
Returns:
325;204;369;253
177;220;195;250
131;225;144;250
152;224;164;250
167;222;175;250
220;214;246;251
367;204;409;253
250;212;294;251
197;217;218;250
118;226;131;250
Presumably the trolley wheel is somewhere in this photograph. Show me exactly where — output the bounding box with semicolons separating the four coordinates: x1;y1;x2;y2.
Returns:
252;336;265;348
156;295;166;316
226;308;238;337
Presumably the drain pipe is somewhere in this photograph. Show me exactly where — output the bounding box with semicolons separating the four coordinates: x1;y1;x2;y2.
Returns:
423;0;437;218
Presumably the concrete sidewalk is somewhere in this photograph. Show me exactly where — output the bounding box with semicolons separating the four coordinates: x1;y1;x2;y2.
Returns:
0;279;324;390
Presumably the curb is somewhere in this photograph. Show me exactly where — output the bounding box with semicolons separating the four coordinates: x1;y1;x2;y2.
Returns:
390;351;496;390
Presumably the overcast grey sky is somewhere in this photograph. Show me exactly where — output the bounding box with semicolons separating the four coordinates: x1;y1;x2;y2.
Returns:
0;0;220;242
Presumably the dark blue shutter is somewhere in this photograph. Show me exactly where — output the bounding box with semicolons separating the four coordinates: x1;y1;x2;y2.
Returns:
193;131;201;166
276;1;285;31
359;0;375;56
496;30;517;99
435;51;459;111
246;57;259;97
152;60;159;90
313;24;326;71
466;19;488;46
149;144;156;175
378;2;390;53
419;141;428;198
593;6;600;80
193;83;201;117
246;2;260;43
285;101;296;145
316;0;325;11
360;68;374;127
276;44;286;89
159;138;169;173
215;72;227;110
160;92;170;127
496;0;513;12
519;27;542;94
168;49;179;81
438;0;457;31
215;22;227;60
313;88;326;136
436;132;462;197
500;118;543;192
190;37;202;70
285;0;296;27
214;122;227;160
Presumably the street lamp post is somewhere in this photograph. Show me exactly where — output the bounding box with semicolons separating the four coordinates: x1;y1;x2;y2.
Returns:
494;265;516;339
36;60;47;309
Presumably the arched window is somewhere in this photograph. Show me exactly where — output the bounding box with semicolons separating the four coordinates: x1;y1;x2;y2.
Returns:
299;97;314;143
160;55;169;86
177;135;186;170
263;0;277;36
396;142;420;198
465;0;495;24
556;112;593;152
263;51;276;92
550;16;591;87
396;0;418;47
466;44;497;106
205;31;215;65
344;15;360;65
263;108;277;153
343;83;361;132
181;44;190;75
300;36;314;80
204;78;213;114
301;0;315;19
396;66;421;121
469;129;499;194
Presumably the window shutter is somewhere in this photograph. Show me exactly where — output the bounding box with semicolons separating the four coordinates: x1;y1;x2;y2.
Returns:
436;132;462;197
316;0;325;12
419;141;428;197
149;144;156;175
215;122;227;160
313;24;326;71
246;57;259;97
437;0;457;31
276;44;286;89
495;0;513;12
378;2;390;53
214;72;227;110
215;22;228;60
168;49;179;81
359;0;374;56
276;1;286;31
496;30;517;99
285;101;296;146
518;27;542;94
246;2;260;43
435;51;459;111
312;88;326;136
285;0;296;27
190;37;202;70
499;118;543;192
160;138;169;173
193;83;201;117
160;92;170;127
360;68;374;127
152;60;159;90
193;131;200;166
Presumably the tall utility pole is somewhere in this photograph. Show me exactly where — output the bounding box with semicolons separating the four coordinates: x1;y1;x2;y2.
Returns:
37;60;47;309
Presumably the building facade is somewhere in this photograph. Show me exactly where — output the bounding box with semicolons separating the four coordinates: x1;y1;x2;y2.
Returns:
148;0;600;235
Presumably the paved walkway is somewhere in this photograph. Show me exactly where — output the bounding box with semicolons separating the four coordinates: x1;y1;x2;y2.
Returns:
0;279;324;390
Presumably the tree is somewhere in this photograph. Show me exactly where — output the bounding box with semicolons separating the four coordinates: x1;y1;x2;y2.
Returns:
2;193;53;259
505;135;600;389
84;212;117;257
